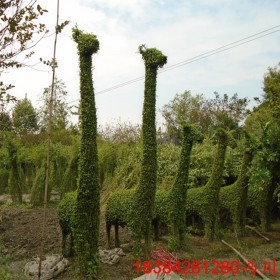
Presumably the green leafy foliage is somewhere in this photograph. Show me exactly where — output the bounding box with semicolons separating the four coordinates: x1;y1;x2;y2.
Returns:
161;91;249;139
244;63;280;231
39;78;70;131
31;141;73;205
186;128;230;240
12;96;38;135
0;112;12;132
134;45;167;258
61;140;80;195
105;189;136;230
69;27;100;278
219;132;255;236
168;123;203;250
5;136;23;203
0;135;24;201
0;0;48;96
57;191;76;256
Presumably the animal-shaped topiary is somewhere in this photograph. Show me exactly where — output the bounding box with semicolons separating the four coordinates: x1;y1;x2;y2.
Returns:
246;120;279;232
57;191;76;256
57;27;100;278
133;45;167;258
105;189;135;248
105;123;203;250
219;131;255;236
160;123;203;250
247;176;278;231
186;128;233;240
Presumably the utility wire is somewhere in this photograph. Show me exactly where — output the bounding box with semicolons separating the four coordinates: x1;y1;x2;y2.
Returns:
68;24;280;101
160;24;280;72
1;24;280;122
160;28;280;73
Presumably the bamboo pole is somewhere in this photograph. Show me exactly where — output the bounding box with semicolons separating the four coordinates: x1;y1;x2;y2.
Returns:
221;240;270;280
38;1;60;279
245;225;270;242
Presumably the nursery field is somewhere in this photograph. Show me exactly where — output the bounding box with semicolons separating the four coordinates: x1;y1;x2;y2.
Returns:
1;203;280;280
1;0;280;279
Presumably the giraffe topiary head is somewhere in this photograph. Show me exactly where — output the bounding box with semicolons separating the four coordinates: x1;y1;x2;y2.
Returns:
139;44;167;69
72;27;99;56
181;122;204;144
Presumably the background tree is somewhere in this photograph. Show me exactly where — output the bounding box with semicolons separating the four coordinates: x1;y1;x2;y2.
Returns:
161;91;249;139
0;0;48;95
39;77;69;131
0;111;12;132
99;122;141;144
161;91;209;139
12;95;38;135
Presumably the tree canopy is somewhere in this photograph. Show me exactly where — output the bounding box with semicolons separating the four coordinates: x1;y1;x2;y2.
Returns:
12;95;38;135
0;0;48;96
161;91;249;139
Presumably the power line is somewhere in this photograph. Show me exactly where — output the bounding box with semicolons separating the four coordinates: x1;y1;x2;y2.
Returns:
66;24;280;103
160;28;280;73
160;24;280;72
1;24;280;122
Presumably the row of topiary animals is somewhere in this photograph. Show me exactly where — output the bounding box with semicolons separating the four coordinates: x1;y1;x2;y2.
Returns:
57;27;275;266
57;30;170;261
105;126;275;250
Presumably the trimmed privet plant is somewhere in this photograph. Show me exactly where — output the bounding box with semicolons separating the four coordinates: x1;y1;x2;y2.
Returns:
247;181;276;231
168;123;203;250
31;164;46;205
31;144;68;205
58;27;100;278
105;123;202;250
57;191;76;256
105;124;202;248
6;137;23;203
105;188;136;248
245;120;279;231
186;128;230;240
105;45;167;257
72;27;100;278
105;188;169;248
219;131;255;236
134;45;167;258
62;148;79;196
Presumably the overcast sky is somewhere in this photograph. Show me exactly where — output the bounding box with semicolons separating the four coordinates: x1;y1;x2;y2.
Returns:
3;0;280;126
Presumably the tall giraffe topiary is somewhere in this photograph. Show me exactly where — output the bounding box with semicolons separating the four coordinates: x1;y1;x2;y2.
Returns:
134;45;167;258
203;128;231;240
6;137;23;203
219;131;255;236
72;27;100;278
168;123;203;250
105;123;202;249
186;128;231;240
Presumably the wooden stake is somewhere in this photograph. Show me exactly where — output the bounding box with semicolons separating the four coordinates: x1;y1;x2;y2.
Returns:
245;225;270;242
221;240;270;280
38;1;60;279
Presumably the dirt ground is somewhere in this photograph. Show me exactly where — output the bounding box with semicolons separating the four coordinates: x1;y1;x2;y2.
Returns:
0;205;137;280
1;205;280;280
